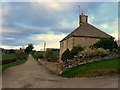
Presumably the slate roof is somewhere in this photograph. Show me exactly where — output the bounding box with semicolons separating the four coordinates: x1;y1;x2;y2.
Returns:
60;23;113;42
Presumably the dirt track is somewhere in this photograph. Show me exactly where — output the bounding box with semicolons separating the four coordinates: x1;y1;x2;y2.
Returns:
2;55;118;88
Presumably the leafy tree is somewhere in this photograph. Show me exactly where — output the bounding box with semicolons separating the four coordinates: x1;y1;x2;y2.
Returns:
20;47;22;50
44;49;53;61
92;38;118;51
33;51;43;59
61;49;72;62
71;46;84;58
9;49;15;54
25;44;34;54
118;46;120;51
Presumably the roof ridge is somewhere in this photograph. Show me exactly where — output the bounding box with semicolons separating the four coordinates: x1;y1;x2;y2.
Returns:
87;23;113;38
60;23;113;42
60;26;80;42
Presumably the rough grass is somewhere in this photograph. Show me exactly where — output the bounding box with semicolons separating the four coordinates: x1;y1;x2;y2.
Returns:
61;57;120;77
0;55;28;73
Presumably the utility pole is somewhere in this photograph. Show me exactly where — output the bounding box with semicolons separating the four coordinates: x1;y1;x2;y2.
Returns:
43;42;46;59
44;42;46;52
22;45;25;49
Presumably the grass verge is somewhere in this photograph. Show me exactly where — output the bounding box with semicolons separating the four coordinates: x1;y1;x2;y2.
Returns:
0;55;28;73
61;57;120;77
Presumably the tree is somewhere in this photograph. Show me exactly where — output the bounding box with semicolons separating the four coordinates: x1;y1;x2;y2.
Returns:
61;49;72;62
9;49;15;54
71;46;84;58
92;38;118;51
25;44;34;54
44;49;53;61
20;47;22;50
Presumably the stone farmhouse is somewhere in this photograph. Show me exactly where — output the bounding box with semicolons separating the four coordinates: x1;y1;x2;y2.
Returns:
60;12;113;57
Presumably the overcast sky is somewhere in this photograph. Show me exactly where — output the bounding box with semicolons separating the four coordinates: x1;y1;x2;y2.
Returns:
1;1;119;50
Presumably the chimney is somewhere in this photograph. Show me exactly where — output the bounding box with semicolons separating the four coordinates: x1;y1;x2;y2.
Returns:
79;12;88;26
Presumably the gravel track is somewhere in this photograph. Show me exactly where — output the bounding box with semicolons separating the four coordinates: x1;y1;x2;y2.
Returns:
2;55;118;88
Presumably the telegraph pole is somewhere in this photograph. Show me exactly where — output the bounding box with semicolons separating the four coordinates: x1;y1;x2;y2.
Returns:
44;42;46;52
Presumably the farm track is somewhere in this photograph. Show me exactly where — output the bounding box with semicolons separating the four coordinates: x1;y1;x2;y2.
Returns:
2;55;118;88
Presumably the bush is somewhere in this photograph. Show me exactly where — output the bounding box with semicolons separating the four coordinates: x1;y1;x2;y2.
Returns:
118;46;120;51
61;49;72;62
97;48;110;57
44;49;53;61
33;51;43;59
78;48;96;59
92;38;118;51
15;50;26;59
71;46;84;59
77;48;110;59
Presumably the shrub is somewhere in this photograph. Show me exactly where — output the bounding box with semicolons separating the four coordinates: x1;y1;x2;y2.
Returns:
15;50;26;59
92;38;118;51
33;51;43;59
78;48;96;59
61;49;72;62
77;48;110;59
9;49;15;54
118;46;120;51
71;46;84;59
44;49;53;61
97;48;110;57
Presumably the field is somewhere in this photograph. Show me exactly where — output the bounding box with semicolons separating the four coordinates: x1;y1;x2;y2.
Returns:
33;51;60;60
0;54;28;73
61;57;120;77
32;51;44;60
0;54;16;60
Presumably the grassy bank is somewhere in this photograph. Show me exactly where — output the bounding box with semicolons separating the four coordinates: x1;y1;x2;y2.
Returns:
61;57;120;77
0;55;28;73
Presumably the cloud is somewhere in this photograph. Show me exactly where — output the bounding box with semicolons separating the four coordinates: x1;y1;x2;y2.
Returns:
99;23;109;29
110;32;118;40
1;2;118;50
2;28;22;34
31;33;67;50
39;2;63;10
2;38;15;40
33;42;60;51
57;19;78;30
35;33;66;42
98;18;118;40
0;45;21;49
2;0;119;2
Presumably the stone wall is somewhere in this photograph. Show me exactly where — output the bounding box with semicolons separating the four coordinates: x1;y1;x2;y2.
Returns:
38;52;119;75
73;37;100;48
60;40;67;57
60;36;100;58
60;37;73;58
38;59;63;75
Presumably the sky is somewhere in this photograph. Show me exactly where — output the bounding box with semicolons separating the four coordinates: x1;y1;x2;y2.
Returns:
1;1;119;51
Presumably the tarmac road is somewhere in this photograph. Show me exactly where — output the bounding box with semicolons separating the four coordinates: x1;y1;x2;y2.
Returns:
2;55;118;88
